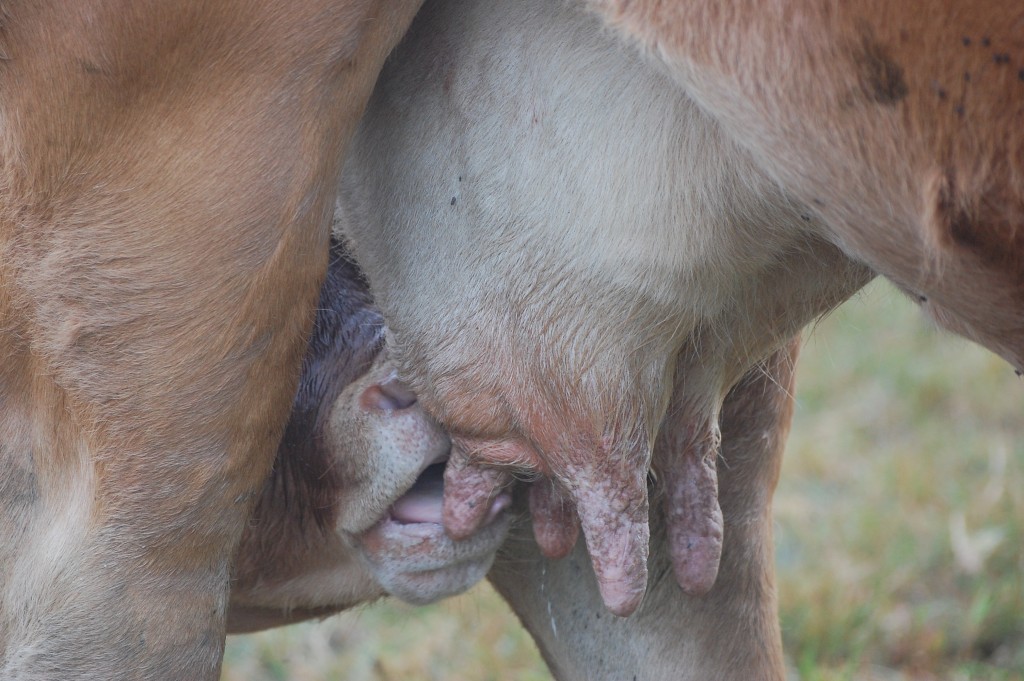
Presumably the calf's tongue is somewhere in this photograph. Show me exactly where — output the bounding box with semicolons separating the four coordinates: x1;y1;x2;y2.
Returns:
394;462;511;526
390;466;445;524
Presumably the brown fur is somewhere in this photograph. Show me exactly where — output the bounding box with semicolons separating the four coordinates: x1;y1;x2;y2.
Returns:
0;2;422;677
590;0;1024;367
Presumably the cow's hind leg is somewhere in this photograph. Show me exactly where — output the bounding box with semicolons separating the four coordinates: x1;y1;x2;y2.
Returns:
0;162;327;678
0;2;422;678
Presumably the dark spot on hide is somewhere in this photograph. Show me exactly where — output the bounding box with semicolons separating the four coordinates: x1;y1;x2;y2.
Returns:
964;71;972;82
450;196;457;206
800;214;812;222
853;23;909;105
932;169;1024;272
1015;369;1023;377
79;59;104;75
812;198;825;207
917;295;928;303
982;37;991;47
963;37;972;46
954;104;965;117
936;88;947;100
936;172;977;251
994;53;1011;65
1019;69;1024;81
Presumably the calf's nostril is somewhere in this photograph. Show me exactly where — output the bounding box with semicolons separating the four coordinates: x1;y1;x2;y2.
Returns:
361;377;418;412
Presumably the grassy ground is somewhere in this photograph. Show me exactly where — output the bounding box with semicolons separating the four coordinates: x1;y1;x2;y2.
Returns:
222;281;1023;680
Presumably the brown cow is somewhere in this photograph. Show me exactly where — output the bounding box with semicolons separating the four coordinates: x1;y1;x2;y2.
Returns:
339;0;871;615
0;2;422;678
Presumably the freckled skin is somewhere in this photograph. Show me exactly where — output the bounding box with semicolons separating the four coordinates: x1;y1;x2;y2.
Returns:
658;417;723;596
566;462;651;616
442;443;515;539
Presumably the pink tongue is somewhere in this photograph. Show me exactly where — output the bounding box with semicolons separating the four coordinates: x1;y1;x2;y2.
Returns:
391;488;445;524
391;469;445;524
391;470;511;526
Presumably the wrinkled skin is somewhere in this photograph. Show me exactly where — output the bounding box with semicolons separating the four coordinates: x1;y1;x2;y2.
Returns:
340;0;871;614
491;340;799;681
228;239;510;633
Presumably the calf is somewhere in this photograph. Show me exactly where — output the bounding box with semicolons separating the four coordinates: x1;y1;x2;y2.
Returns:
0;2;422;678
339;0;870;614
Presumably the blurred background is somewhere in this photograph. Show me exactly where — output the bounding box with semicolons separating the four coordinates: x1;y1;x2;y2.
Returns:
222;281;1024;681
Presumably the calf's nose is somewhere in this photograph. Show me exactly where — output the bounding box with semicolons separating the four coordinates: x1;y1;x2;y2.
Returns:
360;375;418;412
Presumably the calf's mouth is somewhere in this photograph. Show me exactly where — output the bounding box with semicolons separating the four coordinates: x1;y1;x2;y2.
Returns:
386;452;511;532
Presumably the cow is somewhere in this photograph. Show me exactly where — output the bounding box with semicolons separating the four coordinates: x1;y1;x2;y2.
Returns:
225;239;797;681
0;2;423;678
339;0;872;615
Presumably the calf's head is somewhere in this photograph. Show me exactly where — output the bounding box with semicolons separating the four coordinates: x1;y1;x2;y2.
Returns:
228;239;510;632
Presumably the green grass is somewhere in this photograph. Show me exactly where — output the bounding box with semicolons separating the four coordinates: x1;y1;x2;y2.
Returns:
221;587;546;681
223;281;1024;680
777;281;1024;680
